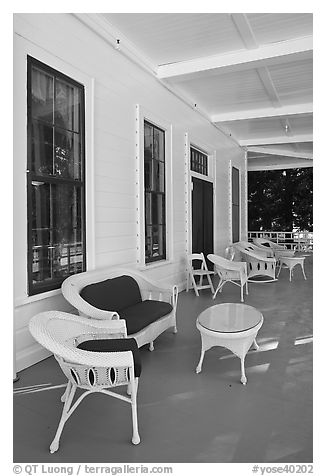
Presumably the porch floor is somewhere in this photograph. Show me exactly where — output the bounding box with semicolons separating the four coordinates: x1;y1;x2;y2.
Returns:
13;255;313;463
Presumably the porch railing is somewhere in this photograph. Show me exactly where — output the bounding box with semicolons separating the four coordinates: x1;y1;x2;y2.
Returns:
248;231;313;252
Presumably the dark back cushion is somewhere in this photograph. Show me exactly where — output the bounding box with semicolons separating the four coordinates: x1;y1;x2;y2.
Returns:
80;275;142;312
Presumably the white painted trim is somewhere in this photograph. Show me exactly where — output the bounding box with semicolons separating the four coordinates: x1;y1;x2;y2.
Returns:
157;36;312;79
135;105;173;268
212;103;313;123
72;13;157;75
244;151;248;240
248;162;313;171
13;34;95;305
15;289;62;308
228;161;233;245
184;133;191;257
247;146;313;160
239;133;313;146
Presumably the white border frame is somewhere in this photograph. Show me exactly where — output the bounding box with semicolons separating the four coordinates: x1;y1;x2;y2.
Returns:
13;34;95;306
135;104;173;269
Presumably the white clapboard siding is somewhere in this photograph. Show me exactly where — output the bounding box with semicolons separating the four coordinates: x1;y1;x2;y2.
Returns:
13;13;245;371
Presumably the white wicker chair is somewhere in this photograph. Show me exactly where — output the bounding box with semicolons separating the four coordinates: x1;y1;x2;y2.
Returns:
29;311;141;453
207;254;248;302
233;242;277;283
253;237;295;259
224;246;236;261
237;240;274;257
62;267;178;351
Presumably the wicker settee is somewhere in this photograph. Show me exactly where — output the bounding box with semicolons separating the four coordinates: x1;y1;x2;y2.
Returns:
62;267;178;351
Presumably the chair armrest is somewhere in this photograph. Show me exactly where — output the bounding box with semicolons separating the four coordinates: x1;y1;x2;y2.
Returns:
59;348;135;369
62;280;120;320
73;316;127;337
242;250;276;262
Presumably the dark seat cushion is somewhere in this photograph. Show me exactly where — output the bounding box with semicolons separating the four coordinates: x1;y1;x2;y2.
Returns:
77;338;141;377
120;300;173;334
80;275;142;312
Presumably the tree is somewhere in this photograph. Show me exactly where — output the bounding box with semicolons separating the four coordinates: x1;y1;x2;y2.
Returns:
248;168;313;231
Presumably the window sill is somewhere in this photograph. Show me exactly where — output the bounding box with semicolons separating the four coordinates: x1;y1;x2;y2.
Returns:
138;259;173;271
14;288;62;308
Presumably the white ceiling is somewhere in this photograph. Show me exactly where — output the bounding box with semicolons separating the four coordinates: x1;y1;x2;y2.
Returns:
99;13;313;170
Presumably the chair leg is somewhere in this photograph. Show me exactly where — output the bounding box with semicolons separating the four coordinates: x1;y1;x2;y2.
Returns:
50;383;77;453
60;381;71;402
212;279;223;299
149;341;154;351
130;377;140;445
191;275;199;296
240;284;244;302
245;281;249;295
207;274;215;294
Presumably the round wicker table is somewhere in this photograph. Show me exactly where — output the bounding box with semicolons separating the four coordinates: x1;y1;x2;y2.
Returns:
196;303;263;385
277;255;307;282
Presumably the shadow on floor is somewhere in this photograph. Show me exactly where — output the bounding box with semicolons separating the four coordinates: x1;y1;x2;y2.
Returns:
13;255;313;463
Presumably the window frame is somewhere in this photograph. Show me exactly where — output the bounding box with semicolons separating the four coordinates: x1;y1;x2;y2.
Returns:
231;166;240;243
135;105;173;268
190;145;208;176
143;120;167;263
26;55;86;296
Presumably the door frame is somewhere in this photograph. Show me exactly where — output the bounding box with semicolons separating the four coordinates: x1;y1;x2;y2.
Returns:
184;133;216;257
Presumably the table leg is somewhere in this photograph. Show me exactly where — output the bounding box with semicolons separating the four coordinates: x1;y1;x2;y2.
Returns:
196;350;205;374
301;262;307;280
252;338;259;350
240;357;247;385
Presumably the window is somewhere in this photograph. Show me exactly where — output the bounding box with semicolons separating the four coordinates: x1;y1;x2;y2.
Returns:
232;166;240;243
190;146;208;175
144;120;166;263
27;56;86;295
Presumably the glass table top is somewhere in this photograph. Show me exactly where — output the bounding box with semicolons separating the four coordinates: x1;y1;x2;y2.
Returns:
197;303;263;333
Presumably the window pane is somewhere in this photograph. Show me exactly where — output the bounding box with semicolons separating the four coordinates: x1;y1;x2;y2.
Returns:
153;127;164;161
145;192;152;225
232;167;240;205
190;147;208;175
31;181;84;285
31;181;51;283
31;120;53;175
31;67;54;123
144;122;153;160
54;129;81;179
152;160;165;192
55;79;80;132
144;160;152;191
151;194;165;225
149;225;165;259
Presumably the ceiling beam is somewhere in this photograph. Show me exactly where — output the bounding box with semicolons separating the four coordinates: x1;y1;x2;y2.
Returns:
239;133;313;146
247;146;313;160
211;103;313;123
256;67;281;106
231;14;257;49
248;158;313;171
157;36;313;80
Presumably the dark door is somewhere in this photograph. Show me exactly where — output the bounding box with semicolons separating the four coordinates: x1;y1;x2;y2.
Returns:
192;177;214;265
